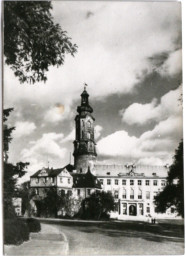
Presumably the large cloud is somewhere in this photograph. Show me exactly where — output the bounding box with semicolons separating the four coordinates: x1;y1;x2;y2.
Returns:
159;49;182;77
12;121;36;138
4;2;181;108
44;104;72;124
120;86;182;126
21;133;66;161
97;115;182;165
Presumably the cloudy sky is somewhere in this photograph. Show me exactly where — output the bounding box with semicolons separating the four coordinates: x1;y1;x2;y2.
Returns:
4;1;182;181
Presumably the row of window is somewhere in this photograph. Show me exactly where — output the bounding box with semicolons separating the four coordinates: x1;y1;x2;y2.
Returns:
59;177;71;184
114;190;157;200
100;179;166;186
34;188;73;196
34;177;55;183
122;203;150;215
34;177;71;184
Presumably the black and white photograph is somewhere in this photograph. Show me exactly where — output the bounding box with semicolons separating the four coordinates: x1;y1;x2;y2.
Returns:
2;0;184;255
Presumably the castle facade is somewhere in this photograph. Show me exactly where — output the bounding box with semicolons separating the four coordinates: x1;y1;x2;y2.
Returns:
30;87;178;219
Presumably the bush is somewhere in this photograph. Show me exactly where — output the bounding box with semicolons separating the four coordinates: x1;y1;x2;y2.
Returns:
25;218;41;233
4;219;29;245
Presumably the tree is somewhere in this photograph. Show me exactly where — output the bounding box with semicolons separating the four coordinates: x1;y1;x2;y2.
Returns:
81;191;116;220
3;109;29;219
155;140;184;217
4;1;77;84
40;188;65;217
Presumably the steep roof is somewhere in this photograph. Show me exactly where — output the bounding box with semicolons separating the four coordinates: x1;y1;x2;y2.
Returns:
30;164;75;178
72;168;102;189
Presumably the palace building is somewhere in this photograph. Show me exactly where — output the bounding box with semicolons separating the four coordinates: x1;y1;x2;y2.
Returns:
30;87;177;219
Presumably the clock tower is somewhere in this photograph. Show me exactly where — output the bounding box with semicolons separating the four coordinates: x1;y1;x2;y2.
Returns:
73;85;97;173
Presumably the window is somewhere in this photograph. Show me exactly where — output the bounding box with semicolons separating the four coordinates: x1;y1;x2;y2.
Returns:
153;192;158;199
130;180;134;186
100;179;103;185
122;179;126;185
130;189;134;199
87;189;91;195
68;178;70;184
115;179;118;185
146;191;150;199
153;180;158;186
60;177;63;183
35;188;39;195
87;132;90;139
61;190;65;196
107;179;111;185
161;180;166;186
145;180;150;186
146;207;150;213
51;177;55;183
138;180;142;186
122;203;127;215
122;189;126;199
77;189;80;196
87;121;91;128
114;191;119;199
138;189;142;199
171;207;175;214
35;178;39;183
67;190;72;196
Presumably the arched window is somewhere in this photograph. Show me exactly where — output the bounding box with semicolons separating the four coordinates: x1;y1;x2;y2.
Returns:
130;188;134;199
138;189;142;199
122;189;126;199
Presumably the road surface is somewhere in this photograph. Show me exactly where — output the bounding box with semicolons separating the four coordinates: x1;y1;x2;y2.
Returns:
43;220;184;255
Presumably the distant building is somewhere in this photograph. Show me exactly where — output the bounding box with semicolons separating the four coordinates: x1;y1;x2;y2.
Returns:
30;87;178;219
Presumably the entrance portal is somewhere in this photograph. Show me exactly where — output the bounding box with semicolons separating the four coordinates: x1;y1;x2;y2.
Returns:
129;204;137;216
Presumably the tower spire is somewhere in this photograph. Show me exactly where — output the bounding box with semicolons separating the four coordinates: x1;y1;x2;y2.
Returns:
73;86;97;173
84;82;88;91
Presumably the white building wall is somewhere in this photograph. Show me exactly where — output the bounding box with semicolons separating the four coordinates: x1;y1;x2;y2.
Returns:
97;176;177;220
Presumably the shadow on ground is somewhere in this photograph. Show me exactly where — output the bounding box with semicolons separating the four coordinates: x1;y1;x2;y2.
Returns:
40;219;184;243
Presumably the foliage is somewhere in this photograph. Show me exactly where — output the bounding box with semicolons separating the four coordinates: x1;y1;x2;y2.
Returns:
39;188;66;217
23;218;41;233
18;181;36;217
4;1;77;84
155;140;184;217
3;109;29;219
4;219;29;245
3;108;14;152
80;191;116;220
62;194;82;218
